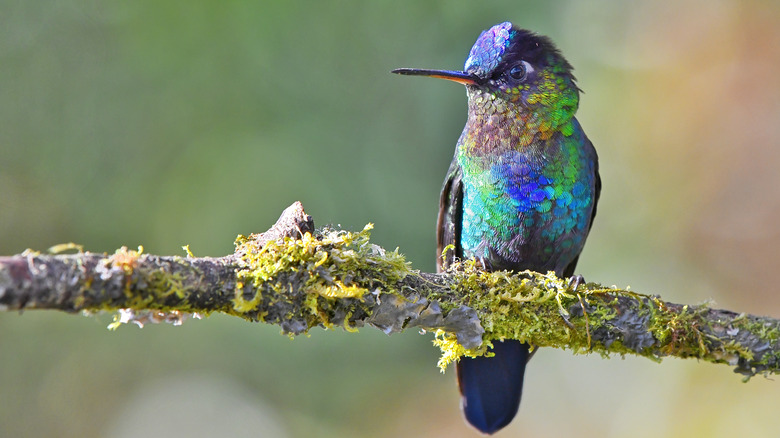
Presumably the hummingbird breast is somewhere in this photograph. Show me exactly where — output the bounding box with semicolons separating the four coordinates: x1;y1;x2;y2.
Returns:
457;118;597;274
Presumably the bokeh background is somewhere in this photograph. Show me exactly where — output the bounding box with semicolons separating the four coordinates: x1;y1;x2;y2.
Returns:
2;1;780;437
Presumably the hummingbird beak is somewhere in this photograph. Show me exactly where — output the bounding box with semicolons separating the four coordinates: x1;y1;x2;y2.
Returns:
391;68;479;86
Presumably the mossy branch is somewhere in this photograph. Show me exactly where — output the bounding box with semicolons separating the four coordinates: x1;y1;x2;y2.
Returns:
1;202;778;378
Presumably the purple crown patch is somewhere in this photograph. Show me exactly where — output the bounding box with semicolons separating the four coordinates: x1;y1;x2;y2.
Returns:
464;22;515;76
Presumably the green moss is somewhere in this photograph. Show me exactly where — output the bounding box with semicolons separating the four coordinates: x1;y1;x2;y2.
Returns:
231;224;411;333
731;316;780;376
100;246;213;327
432;261;599;367
746;318;780;343
428;259;780;377
432;260;691;369
73;224;776;376
433;329;493;371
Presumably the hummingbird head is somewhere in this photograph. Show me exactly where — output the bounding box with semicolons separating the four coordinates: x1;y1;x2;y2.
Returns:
393;22;580;130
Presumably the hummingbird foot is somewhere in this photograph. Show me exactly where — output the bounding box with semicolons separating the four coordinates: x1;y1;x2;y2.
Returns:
474;256;493;271
557;275;586;328
567;274;586;291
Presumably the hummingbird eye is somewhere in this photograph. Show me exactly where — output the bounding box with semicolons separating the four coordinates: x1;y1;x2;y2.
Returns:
508;61;530;81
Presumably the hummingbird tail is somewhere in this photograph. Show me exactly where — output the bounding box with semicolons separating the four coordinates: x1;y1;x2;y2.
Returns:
456;339;530;435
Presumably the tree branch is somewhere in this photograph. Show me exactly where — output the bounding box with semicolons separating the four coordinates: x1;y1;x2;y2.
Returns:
1;202;778;377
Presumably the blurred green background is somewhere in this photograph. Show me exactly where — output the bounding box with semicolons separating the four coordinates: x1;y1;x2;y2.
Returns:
2;1;780;437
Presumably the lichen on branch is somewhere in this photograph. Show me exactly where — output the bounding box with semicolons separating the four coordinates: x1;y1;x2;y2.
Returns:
0;202;779;379
231;223;411;334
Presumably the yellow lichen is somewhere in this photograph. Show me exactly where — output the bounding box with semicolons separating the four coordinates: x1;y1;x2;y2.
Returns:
309;282;367;299
48;242;84;254
231;223;410;333
432;259;669;366
108;246;143;275
433;329;494;372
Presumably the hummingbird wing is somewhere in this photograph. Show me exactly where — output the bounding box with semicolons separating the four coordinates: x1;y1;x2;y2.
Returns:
436;157;464;273
563;137;601;278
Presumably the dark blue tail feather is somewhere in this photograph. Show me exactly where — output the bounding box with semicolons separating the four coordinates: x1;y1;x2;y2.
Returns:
456;340;530;434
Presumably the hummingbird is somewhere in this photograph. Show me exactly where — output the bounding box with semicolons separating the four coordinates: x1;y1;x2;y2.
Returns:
393;22;600;434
